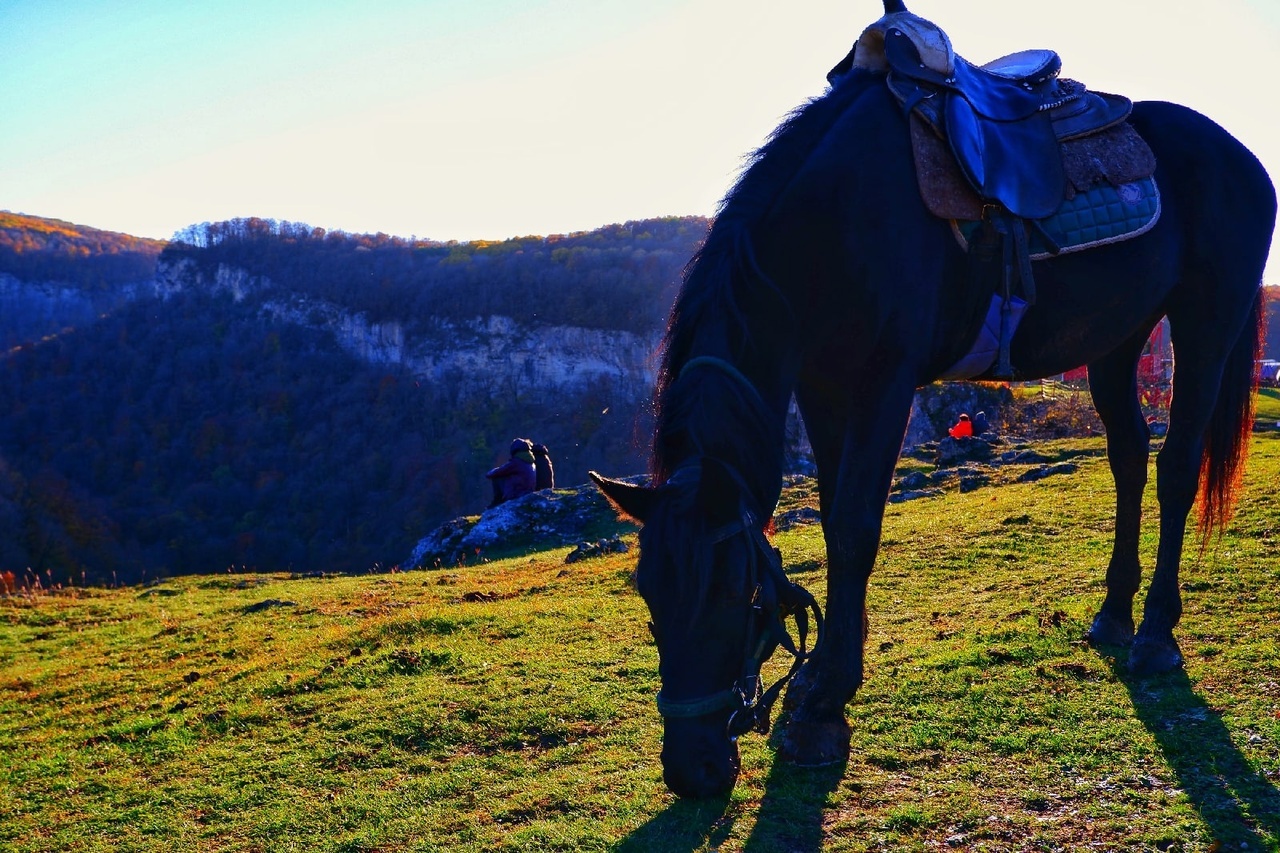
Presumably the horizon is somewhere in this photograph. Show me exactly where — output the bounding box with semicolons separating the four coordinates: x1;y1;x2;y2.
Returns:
3;0;1277;280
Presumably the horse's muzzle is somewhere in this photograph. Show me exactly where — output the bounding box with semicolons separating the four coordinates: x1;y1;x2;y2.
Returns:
660;719;741;799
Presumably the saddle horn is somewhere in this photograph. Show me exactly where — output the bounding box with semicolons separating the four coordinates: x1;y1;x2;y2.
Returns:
883;0;908;13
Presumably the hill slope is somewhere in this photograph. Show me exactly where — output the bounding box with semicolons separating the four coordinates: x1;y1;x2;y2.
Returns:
3;434;1279;851
2;211;1274;588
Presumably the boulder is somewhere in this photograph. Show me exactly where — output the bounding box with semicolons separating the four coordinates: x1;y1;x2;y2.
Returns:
935;436;995;467
894;471;931;491
406;480;641;569
775;506;822;530
565;536;630;563
1017;463;1079;483
905;382;1013;447
887;488;944;504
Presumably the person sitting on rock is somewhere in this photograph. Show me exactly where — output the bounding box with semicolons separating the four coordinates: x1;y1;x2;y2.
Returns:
948;413;974;439
486;438;537;508
532;443;555;491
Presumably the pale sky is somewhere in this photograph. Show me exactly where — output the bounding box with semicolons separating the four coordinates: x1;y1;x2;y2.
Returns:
2;0;1277;280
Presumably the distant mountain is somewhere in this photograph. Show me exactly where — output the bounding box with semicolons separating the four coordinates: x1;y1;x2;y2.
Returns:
0;213;710;585
0;211;166;285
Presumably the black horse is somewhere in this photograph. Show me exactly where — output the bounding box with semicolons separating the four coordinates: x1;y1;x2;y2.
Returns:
592;3;1275;799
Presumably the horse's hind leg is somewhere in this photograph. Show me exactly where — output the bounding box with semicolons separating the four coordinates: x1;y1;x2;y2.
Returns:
1129;382;1207;674
1086;331;1155;646
1130;297;1253;675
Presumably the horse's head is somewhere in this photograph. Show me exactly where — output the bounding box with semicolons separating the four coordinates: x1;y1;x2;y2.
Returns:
591;459;821;799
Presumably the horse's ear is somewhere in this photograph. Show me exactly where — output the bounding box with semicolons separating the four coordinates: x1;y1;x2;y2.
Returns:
590;471;655;523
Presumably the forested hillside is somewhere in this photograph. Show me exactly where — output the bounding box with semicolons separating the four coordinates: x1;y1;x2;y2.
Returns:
0;213;710;586
0;291;441;579
0;212;165;290
0;212;167;350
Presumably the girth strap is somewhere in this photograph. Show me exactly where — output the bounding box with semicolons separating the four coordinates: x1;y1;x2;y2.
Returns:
979;206;1041;379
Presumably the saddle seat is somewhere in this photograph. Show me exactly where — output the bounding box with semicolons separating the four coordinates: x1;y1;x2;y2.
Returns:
982;49;1060;85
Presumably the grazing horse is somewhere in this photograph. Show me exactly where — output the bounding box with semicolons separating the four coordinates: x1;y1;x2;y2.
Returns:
591;2;1275;799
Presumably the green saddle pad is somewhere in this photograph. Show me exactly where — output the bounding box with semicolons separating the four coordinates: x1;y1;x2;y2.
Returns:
953;177;1161;259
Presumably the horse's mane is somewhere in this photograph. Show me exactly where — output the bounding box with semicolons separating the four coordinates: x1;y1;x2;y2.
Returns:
652;69;881;486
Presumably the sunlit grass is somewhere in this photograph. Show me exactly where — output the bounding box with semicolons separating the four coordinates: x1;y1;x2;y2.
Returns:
3;433;1279;851
1256;386;1280;424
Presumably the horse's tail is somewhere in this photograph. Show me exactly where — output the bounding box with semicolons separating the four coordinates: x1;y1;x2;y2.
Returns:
1197;286;1264;541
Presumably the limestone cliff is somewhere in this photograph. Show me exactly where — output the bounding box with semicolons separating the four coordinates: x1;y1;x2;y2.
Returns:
151;258;662;402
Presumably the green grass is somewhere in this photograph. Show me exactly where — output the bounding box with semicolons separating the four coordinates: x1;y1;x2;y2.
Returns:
4;433;1280;851
1256;386;1280;425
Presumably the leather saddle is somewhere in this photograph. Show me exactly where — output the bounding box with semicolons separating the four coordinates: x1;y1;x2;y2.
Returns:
828;8;1159;379
881;28;1133;219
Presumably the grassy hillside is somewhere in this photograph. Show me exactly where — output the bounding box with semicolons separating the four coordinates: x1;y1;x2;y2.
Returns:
1258;386;1280;424
3;433;1279;851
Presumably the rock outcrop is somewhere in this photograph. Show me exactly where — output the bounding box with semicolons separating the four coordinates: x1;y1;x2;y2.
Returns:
405;479;643;569
154;258;660;402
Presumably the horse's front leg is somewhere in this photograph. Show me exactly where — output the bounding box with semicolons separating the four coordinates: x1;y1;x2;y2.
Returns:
780;378;915;766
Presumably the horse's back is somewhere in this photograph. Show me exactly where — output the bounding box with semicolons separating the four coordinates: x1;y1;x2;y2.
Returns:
757;81;1274;383
1119;101;1274;364
1130;101;1276;269
1131;101;1273;185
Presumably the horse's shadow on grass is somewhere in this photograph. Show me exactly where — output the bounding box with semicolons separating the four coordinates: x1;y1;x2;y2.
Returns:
612;792;737;853
613;728;845;853
1107;654;1280;846
740;741;846;852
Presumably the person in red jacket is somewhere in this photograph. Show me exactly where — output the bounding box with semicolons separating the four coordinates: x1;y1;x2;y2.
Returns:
948;413;974;439
486;438;537;508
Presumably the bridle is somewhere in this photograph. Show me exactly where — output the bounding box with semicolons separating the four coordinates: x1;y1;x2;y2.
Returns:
650;354;824;738
652;502;824;739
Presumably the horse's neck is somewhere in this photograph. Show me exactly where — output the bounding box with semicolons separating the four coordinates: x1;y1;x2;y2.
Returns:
660;352;791;513
659;220;804;506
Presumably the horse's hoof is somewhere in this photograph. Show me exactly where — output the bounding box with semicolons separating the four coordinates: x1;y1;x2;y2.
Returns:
1129;635;1184;676
1087;611;1135;647
778;715;851;767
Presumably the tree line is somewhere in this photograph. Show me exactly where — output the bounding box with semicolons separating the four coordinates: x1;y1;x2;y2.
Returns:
164;215;708;335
